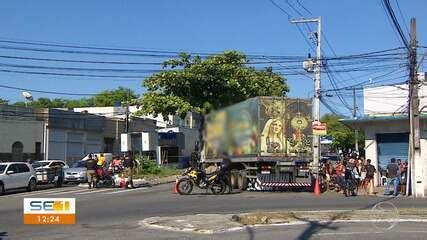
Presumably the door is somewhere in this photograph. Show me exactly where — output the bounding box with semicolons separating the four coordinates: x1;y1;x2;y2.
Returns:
11;142;24;162
377;133;409;173
4;164;19;189
15;164;31;188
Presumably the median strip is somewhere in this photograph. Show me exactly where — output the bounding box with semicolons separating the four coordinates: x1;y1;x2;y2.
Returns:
140;208;427;234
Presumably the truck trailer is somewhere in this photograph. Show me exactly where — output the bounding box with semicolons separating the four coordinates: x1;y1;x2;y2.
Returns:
201;97;315;191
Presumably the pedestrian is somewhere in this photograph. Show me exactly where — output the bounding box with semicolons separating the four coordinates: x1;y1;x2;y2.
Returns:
335;160;345;192
123;152;136;188
364;159;376;195
385;158;400;196
399;161;408;195
324;160;333;191
219;153;232;193
85;154;97;189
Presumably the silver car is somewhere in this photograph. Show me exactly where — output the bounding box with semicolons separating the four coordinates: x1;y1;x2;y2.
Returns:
63;160;87;184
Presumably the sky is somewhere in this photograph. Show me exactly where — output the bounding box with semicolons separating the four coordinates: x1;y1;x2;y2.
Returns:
0;0;426;116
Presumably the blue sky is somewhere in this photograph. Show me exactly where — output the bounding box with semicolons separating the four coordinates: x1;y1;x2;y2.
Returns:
0;0;426;116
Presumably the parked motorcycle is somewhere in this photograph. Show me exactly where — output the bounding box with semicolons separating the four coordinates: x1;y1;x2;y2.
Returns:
176;166;226;195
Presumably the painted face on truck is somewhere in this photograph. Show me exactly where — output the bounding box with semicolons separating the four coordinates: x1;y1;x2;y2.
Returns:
271;120;282;134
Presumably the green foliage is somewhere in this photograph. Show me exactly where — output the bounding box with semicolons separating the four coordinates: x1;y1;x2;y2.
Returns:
12;87;136;108
321;113;364;154
93;87;137;107
0;98;9;105
136;155;161;175
136;51;288;118
134;155;181;178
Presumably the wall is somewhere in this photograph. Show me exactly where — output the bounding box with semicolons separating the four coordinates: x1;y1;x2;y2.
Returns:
0;119;44;162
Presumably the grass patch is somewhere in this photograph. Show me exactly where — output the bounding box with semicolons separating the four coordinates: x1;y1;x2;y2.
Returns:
133;155;183;179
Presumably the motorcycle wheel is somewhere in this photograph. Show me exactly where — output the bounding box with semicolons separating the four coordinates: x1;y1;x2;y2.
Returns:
211;180;226;195
177;178;193;195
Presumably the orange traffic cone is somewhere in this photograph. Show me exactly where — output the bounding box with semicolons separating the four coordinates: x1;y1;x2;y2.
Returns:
120;173;126;189
173;178;179;194
314;177;320;196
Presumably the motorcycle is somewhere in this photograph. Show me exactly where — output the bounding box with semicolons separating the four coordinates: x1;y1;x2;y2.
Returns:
95;168;116;188
176;166;226;195
343;168;358;197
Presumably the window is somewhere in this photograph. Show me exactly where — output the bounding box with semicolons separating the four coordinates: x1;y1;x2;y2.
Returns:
0;165;6;174
16;164;30;173
7;164;19;174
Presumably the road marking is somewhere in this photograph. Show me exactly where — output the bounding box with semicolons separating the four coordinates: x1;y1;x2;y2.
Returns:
104;187;149;195
75;188;114;195
10;187;81;197
49;188;95;195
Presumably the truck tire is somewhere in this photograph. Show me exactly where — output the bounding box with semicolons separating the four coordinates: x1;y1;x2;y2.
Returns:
230;171;238;189
237;171;248;191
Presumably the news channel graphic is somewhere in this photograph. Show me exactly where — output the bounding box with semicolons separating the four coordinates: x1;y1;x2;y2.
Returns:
23;198;76;225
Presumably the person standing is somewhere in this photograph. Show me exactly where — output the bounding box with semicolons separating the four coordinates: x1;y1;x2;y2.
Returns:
219;154;232;193
385;158;400;196
364;159;376;195
123;152;136;188
85;154;97;189
324;160;333;191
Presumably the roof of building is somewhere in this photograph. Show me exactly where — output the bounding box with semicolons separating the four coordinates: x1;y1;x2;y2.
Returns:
341;114;427;124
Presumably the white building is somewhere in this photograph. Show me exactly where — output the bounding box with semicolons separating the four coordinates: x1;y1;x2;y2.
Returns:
344;73;427;196
0;105;44;162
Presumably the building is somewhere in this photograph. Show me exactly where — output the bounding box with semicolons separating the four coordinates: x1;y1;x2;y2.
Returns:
0;105;44;162
74;106;201;165
343;73;427;196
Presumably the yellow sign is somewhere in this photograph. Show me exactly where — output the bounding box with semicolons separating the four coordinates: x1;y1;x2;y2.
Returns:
23;198;76;224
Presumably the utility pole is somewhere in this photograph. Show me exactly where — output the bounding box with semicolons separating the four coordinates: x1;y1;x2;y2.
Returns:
291;17;321;180
125;89;130;133
352;87;359;154
408;18;422;197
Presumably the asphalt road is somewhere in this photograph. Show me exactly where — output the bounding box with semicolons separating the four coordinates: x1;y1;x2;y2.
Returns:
1;183;427;240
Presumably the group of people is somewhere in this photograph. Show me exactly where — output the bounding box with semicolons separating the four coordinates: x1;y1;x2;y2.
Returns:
85;152;138;189
322;156;377;195
383;158;408;196
322;155;408;196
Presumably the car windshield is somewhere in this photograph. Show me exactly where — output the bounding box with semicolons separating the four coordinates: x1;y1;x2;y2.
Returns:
0;165;6;174
72;161;85;168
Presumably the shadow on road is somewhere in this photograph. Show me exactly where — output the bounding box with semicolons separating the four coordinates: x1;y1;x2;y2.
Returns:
295;196;398;240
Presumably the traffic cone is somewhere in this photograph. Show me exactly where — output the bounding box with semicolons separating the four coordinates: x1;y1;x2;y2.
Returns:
173;178;179;194
120;173;126;189
314;177;321;196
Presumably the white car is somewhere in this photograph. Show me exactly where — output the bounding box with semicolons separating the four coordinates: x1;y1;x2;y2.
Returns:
32;160;69;169
0;162;37;195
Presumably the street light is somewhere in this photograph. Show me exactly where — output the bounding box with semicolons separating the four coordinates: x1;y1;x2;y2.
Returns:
21;91;33;107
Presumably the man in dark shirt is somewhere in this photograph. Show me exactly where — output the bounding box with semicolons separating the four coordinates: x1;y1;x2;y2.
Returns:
85;154;97;189
385;158;400;196
123;152;136;188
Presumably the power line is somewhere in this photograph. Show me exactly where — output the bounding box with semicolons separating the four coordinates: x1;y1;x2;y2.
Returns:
0;84;96;96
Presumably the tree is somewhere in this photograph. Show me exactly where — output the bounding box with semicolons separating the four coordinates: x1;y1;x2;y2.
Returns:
93;87;137;107
0;98;8;105
136;51;288;118
321;113;364;154
12;87;136;108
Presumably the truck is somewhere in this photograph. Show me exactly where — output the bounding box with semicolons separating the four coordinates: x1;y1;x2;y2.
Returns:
201;97;315;191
